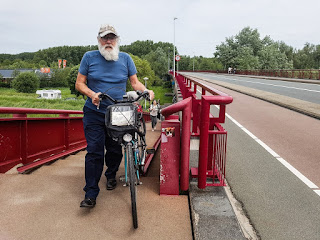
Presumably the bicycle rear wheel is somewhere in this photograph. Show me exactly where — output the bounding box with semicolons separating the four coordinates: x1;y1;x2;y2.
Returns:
127;144;138;229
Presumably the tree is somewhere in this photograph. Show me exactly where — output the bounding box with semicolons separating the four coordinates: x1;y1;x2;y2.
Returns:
11;69;20;78
144;47;167;81
129;54;156;89
11;72;40;93
215;26;293;70
67;65;83;97
234;47;260;70
258;44;293;69
50;68;70;87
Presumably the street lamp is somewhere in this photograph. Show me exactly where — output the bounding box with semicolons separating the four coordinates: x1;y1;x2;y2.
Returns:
173;17;177;78
143;77;148;109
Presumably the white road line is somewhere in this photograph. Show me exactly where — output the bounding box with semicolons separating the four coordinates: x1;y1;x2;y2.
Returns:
220;77;320;93
196;88;320;195
227;111;319;191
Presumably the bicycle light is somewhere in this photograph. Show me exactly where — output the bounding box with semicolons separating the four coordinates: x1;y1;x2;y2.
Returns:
123;133;133;142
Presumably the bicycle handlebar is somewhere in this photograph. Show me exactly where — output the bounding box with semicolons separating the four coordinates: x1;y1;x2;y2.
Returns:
97;90;150;109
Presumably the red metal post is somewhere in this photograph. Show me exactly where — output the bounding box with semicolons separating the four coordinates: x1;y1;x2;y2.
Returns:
161;97;192;192
198;98;210;189
160;120;180;195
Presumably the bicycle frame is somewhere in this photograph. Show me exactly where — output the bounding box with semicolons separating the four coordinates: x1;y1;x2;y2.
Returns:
123;136;143;185
99;90;149;229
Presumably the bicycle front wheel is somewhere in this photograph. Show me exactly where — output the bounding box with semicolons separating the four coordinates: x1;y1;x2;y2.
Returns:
137;117;147;169
127;145;138;229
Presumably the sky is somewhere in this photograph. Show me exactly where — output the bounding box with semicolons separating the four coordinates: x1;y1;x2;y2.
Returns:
1;0;319;58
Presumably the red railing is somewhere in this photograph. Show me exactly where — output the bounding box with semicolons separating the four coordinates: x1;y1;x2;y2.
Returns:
182;69;320;80
0;107;86;173
174;73;233;189
236;69;320;80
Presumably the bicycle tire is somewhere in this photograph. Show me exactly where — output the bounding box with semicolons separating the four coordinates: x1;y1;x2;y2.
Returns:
127;145;138;229
137;117;147;167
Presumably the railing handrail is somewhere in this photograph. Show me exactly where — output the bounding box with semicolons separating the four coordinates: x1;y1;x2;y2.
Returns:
173;72;233;189
187;77;231;97
0;107;83;115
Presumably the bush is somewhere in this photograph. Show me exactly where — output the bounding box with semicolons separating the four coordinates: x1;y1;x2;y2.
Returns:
67;65;84;98
50;68;70;87
0;82;11;88
11;72;40;93
162;81;172;88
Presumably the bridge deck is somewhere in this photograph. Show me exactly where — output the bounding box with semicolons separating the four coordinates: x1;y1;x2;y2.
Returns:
0;122;192;240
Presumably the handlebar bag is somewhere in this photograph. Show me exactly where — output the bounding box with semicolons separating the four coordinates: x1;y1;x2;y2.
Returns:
105;103;138;143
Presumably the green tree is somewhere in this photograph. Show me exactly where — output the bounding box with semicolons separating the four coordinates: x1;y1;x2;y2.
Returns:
258;44;293;69
293;43;318;69
128;54;156;90
11;72;40;93
234;47;260;70
50;68;71;87
215;26;292;70
67;65;83;97
11;69;21;78
144;47;167;81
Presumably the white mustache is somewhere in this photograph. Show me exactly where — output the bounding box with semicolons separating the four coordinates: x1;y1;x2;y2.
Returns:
105;44;113;49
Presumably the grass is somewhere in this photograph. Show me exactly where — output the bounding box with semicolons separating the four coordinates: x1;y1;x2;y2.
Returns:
0;88;85;111
0;86;173;112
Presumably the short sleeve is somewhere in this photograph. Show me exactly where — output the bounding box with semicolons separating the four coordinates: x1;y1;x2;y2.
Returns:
79;52;89;76
127;55;137;77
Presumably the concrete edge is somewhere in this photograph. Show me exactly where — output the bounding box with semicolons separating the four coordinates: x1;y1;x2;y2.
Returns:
224;180;260;240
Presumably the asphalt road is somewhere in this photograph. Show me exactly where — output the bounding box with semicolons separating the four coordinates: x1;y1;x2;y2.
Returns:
185;72;320;104
181;72;320;240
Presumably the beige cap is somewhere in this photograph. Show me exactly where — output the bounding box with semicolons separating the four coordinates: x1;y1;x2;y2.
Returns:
98;24;118;37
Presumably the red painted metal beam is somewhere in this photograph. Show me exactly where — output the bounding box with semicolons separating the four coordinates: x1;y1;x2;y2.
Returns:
142;135;161;175
0;107;86;173
161;97;192;191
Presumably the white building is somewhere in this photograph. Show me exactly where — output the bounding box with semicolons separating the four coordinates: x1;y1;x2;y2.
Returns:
36;90;61;99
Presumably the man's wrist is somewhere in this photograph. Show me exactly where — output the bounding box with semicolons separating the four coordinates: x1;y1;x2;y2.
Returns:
90;92;96;99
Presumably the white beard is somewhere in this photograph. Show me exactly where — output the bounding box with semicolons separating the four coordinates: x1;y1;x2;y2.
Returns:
98;42;119;61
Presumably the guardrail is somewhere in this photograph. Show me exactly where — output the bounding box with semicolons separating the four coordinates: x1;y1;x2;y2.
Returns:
174;73;233;189
0;107;152;174
182;69;320;80
236;69;320;80
0;107;86;173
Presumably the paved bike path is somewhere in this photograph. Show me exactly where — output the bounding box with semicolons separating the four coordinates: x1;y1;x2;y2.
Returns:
0;122;192;240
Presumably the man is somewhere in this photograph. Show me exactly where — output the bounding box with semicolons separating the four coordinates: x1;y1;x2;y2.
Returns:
76;24;154;208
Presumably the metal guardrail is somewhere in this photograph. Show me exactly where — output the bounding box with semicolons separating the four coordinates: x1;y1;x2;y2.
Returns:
182;69;320;80
0;107;152;174
0;107;86;173
174;73;233;189
237;69;320;80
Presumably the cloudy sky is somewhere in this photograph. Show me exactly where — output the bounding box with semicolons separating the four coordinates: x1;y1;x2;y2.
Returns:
1;0;319;57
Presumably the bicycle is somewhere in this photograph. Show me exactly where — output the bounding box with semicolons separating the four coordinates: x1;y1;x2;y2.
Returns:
98;90;149;229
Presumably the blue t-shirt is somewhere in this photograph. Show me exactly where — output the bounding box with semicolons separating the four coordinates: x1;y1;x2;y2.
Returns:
79;50;137;113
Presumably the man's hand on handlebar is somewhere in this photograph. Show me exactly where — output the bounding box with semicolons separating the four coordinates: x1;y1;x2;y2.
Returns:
147;89;155;101
91;92;101;106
